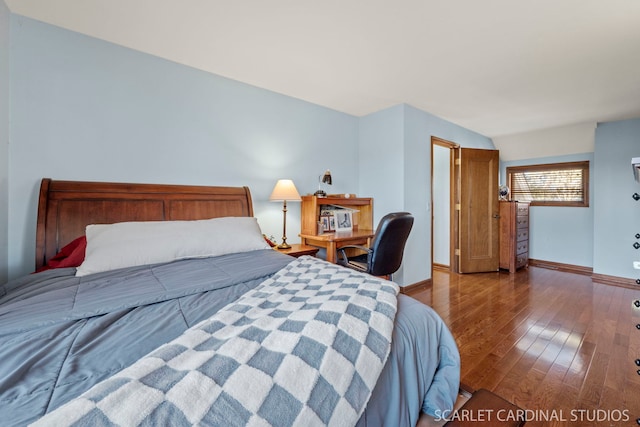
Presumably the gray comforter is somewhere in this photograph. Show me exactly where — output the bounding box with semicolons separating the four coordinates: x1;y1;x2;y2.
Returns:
0;249;459;426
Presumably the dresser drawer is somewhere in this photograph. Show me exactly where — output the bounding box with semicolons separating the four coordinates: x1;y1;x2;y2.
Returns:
516;229;528;242
516;253;528;269
516;216;528;229
516;240;528;255
516;204;529;216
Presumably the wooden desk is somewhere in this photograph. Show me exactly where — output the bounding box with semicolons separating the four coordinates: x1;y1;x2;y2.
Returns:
300;229;375;264
300;195;373;235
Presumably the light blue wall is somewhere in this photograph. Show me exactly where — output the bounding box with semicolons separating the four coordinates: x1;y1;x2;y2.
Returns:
0;0;9;284
358;105;405;218
500;153;594;268
593;119;640;279
10;12;635;285
8;15;359;279
358;104;494;285
403;105;494;284
7;15;497;284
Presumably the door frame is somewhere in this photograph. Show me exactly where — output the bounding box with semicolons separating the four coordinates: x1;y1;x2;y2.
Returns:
430;137;459;276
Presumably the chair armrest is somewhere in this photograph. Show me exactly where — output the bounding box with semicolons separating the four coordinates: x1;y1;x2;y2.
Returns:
339;245;371;252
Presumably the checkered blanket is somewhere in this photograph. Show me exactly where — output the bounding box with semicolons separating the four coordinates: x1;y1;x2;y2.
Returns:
32;256;398;427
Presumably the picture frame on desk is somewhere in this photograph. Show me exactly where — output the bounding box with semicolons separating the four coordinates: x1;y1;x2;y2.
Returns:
334;211;353;232
320;215;332;232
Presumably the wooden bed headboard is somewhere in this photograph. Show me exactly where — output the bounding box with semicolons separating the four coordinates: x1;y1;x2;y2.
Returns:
35;178;255;270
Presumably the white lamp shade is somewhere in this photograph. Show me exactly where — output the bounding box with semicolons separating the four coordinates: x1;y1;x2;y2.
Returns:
269;179;301;201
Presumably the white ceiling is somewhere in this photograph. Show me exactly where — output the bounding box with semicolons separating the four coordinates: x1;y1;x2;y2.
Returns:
6;0;640;138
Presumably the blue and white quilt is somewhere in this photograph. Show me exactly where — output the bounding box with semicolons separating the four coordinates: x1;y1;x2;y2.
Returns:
32;256;398;427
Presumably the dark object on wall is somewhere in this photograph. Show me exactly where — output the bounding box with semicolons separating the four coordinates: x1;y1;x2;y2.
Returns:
633;192;640;201
314;170;332;197
337;212;414;278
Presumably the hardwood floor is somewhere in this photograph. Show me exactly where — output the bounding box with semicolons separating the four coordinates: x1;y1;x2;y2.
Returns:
406;266;640;426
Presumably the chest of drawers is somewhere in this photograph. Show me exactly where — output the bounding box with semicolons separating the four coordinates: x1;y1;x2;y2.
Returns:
499;201;530;273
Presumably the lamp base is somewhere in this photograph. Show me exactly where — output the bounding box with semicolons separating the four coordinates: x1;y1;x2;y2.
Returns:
276;242;292;250
314;190;327;197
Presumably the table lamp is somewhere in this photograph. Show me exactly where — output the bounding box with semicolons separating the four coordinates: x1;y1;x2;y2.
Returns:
269;179;301;249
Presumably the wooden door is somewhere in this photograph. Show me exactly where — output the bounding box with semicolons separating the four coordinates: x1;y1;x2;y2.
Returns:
456;148;500;273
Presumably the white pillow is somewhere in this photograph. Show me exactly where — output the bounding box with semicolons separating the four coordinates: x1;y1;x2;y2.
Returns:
75;217;270;277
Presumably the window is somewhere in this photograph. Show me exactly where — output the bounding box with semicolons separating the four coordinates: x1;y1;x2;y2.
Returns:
506;161;589;207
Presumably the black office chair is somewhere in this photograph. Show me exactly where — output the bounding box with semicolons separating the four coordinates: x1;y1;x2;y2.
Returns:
337;212;414;278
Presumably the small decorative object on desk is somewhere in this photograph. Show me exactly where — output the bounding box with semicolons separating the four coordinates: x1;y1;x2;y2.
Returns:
499;185;510;201
320;215;332;232
317;221;324;235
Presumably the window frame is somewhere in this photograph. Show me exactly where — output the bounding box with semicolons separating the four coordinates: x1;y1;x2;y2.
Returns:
506;161;590;207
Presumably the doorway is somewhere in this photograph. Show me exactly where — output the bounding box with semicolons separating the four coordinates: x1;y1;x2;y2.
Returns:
431;138;500;275
431;137;457;273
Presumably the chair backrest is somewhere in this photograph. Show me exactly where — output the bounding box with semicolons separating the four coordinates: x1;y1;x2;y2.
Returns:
368;212;414;276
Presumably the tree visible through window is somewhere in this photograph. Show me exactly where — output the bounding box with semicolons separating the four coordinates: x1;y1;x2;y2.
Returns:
506;161;589;207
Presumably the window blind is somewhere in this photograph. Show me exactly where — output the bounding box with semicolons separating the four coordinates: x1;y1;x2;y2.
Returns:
507;161;589;207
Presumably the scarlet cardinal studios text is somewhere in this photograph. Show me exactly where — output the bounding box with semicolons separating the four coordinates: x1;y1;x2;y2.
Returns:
433;408;630;423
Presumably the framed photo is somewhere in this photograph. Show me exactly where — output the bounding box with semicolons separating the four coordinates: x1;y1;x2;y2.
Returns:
333;211;353;232
320;215;331;232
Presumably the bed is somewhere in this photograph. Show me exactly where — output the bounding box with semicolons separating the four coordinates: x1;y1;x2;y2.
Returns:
0;179;460;426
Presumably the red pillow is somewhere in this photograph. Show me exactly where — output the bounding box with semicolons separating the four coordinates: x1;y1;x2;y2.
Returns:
263;234;277;247
35;236;87;273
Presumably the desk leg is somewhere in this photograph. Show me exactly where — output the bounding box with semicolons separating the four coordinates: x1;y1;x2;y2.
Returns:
326;241;337;263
